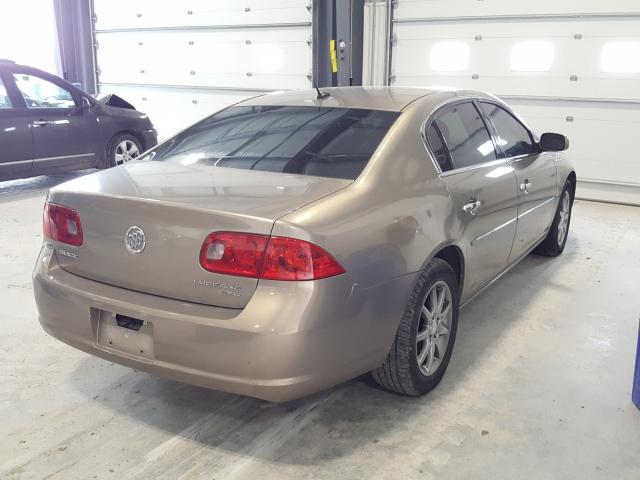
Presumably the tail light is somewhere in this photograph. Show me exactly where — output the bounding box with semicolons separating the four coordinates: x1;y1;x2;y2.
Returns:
43;202;83;246
199;232;345;281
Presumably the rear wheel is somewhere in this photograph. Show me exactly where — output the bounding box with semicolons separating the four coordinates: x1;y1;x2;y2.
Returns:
102;133;142;168
535;180;574;256
371;258;459;396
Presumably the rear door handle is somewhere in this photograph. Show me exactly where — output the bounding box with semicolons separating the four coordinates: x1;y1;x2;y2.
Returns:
463;200;482;216
520;180;532;194
32;120;49;127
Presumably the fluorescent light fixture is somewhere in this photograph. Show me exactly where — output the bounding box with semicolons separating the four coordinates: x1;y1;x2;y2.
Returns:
430;41;470;72
510;41;554;72
601;41;640;73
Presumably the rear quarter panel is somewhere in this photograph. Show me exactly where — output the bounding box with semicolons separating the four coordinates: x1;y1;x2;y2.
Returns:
272;93;466;355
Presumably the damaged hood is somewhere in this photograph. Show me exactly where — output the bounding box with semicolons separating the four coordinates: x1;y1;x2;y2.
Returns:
94;93;137;110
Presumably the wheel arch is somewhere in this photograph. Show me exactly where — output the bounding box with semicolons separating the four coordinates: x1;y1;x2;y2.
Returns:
433;243;465;295
110;129;146;150
566;171;577;199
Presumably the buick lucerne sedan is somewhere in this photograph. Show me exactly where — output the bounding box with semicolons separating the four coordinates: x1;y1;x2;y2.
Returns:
0;59;157;182
33;87;575;401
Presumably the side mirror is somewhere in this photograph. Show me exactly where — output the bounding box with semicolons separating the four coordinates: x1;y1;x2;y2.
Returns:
539;132;569;152
80;96;92;111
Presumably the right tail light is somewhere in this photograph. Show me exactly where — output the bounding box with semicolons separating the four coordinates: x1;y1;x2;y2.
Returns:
199;232;345;281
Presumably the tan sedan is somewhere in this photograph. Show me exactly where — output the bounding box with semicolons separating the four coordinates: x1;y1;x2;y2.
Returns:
33;87;575;401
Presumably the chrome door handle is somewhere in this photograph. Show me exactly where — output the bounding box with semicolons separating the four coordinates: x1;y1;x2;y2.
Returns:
520;180;532;194
32;120;49;127
462;200;481;216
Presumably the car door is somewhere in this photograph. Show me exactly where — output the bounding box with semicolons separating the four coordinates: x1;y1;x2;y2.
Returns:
0;71;33;180
10;68;98;175
426;100;519;299
477;102;558;263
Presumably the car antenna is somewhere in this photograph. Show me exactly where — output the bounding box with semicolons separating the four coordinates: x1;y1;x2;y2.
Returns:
314;83;330;100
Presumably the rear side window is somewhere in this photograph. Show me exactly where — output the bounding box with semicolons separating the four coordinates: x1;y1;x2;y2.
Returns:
150;105;400;180
478;102;535;158
434;102;496;170
426;124;453;172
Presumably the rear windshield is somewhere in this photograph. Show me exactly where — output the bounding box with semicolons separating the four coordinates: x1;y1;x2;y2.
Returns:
150;105;400;180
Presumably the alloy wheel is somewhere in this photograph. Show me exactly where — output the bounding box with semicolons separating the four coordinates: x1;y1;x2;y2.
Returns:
416;280;453;376
557;190;571;246
115;140;140;165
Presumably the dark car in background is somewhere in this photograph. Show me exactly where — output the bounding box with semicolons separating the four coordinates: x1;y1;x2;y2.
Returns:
0;60;157;182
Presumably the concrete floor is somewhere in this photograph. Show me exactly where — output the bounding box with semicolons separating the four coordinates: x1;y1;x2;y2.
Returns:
1;171;639;480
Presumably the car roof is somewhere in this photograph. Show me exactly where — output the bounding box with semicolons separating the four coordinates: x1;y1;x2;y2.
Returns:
239;86;451;112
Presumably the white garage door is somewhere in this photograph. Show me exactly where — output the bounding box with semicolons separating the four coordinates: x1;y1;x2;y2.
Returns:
366;0;640;205
92;0;312;140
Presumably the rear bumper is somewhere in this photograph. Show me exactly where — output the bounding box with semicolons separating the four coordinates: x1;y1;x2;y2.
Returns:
33;243;416;401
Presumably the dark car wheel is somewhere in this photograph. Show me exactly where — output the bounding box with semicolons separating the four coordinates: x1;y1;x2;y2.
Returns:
102;133;142;168
371;258;459;396
534;180;574;257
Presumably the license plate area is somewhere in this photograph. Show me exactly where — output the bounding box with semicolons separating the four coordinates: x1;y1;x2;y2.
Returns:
96;310;155;360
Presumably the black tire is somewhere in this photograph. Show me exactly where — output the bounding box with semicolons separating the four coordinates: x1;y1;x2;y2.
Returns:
100;133;142;169
371;258;459;396
534;179;574;257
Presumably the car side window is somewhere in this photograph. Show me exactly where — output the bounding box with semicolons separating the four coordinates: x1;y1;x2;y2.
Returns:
0;77;12;108
478;102;535;158
12;73;76;109
434;102;496;170
426;123;453;172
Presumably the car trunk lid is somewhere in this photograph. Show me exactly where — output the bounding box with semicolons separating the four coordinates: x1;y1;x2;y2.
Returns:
48;161;350;308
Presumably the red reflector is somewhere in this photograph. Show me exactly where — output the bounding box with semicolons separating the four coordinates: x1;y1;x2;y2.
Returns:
199;232;268;277
199;232;345;281
43;202;83;246
260;236;345;281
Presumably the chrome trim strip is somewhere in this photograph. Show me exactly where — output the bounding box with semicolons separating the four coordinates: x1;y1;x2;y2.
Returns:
518;196;557;219
460;232;548;309
1;159;33;166
95;22;311;34
472;216;517;244
440;158;508;177
33;153;94;163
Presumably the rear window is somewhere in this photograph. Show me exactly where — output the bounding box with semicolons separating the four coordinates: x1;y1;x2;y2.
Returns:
150;105;400;180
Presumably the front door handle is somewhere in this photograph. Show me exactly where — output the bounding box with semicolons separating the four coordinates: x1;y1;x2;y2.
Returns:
520;180;532;194
32;120;49;127
462;199;482;216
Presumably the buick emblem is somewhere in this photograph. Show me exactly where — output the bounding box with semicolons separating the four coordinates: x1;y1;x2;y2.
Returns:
125;226;146;254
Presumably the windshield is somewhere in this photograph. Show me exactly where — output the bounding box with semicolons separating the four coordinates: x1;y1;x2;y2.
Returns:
149;105;400;180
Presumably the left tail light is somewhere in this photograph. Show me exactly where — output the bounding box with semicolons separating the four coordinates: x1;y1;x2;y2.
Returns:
43;202;83;246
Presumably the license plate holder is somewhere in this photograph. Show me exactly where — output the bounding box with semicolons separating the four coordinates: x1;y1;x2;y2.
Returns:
96;311;155;360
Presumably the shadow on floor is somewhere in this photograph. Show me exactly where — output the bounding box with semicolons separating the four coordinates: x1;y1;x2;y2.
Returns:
69;237;581;466
0;169;96;202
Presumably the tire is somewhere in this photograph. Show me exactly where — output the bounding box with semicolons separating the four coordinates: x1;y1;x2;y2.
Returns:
101;133;142;169
534;180;574;257
371;258;460;396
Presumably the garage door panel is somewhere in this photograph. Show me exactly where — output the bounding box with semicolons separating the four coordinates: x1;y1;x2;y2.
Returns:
384;1;640;204
93;1;312;140
392;20;640;100
395;0;640;20
507;100;640;188
99;85;258;140
94;0;311;30
96;28;311;90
